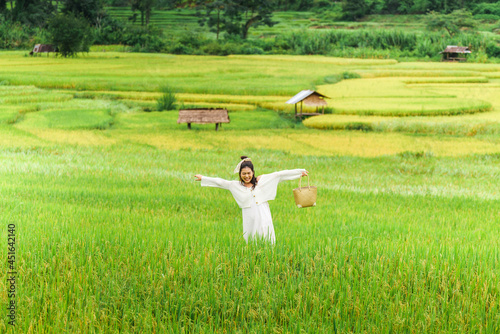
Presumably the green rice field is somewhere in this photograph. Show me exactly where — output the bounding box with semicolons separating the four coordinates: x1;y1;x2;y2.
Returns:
105;8;352;38
0;51;500;333
105;8;499;39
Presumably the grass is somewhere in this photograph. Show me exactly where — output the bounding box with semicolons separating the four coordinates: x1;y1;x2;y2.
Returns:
17;109;114;130
0;52;499;135
1;148;500;332
325;97;492;116
303;114;500;135
0;51;499;332
0;52;394;95
316;74;498;117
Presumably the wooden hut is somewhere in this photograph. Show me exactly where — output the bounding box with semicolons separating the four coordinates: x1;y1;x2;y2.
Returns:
30;44;56;56
177;108;230;131
440;45;471;62
285;90;329;118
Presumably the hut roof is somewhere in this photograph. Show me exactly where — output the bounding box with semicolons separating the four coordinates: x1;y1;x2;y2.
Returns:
440;45;471;54
177;108;230;124
286;90;329;106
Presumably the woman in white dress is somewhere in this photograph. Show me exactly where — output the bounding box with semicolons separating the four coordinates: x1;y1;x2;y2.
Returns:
195;156;308;244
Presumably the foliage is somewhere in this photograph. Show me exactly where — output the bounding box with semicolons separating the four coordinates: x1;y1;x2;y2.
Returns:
102;0;130;6
0;19;40;48
272;28;499;60
93;14;126;44
155;0;183;10
425;9;477;37
195;0;227;39
342;71;362;79
47;14;94;57
342;0;383;20
486;43;500;58
130;0;156;26
473;2;500;16
11;0;56;28
127;25;166;52
157;85;177;111
473;2;500;20
196;0;276;39
92;15;166;51
62;0;106;27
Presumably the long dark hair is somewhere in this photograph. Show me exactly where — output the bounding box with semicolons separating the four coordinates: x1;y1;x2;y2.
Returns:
239;156;258;189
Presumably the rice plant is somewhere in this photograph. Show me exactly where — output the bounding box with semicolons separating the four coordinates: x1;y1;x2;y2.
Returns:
1;148;500;332
156;85;177;111
0;52;498;333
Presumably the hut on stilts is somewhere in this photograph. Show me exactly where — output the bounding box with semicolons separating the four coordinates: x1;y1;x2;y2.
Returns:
285;90;329;119
440;46;471;62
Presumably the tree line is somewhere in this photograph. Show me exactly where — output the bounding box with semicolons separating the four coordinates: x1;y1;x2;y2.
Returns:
337;0;500;20
0;0;498;57
3;0;498;28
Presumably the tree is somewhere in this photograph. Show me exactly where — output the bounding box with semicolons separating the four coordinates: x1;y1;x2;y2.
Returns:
425;9;476;37
156;0;182;9
62;0;105;26
0;0;6;14
342;0;375;20
411;0;432;14
48;13;93;57
196;0;226;39
197;0;275;39
130;0;155;26
12;0;56;27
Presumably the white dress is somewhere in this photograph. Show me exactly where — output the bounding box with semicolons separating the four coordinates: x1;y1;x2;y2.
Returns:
200;169;306;244
242;200;275;243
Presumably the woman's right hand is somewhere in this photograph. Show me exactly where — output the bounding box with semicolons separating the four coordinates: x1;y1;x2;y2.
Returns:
194;174;202;181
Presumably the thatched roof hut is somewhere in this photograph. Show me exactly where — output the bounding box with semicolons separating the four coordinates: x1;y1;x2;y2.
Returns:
440;45;471;62
286;90;329;118
177;108;230;130
30;44;56;56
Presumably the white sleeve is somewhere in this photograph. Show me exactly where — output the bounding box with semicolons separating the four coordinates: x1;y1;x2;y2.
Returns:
273;169;307;182
200;176;232;190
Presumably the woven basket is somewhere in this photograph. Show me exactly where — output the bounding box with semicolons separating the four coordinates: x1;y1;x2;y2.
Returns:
293;176;317;208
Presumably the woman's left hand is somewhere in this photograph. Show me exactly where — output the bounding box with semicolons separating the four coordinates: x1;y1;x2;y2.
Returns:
302;170;309;177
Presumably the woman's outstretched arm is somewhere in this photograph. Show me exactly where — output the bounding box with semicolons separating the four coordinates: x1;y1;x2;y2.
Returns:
274;169;308;182
195;175;232;190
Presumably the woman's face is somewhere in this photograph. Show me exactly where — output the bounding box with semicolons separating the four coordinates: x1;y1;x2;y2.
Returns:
240;167;254;184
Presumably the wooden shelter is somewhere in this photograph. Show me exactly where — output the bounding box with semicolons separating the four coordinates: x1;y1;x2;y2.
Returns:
440;45;471;62
30;44;56;56
177;108;230;131
285;90;329;118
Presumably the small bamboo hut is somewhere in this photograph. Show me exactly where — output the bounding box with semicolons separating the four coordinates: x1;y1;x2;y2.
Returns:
285;90;329;118
177;108;230;131
30;44;56;56
440;45;471;62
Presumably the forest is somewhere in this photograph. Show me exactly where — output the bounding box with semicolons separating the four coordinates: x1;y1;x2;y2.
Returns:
0;0;499;60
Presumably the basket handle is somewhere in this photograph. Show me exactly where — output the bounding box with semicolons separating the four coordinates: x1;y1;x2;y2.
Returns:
298;175;310;191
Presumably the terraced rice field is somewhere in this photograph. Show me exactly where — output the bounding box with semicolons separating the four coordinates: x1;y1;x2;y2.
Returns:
0;52;499;333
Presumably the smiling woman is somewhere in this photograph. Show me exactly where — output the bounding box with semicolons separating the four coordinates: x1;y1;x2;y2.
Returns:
194;155;308;244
